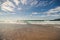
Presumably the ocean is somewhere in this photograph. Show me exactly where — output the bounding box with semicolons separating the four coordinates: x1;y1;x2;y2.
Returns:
0;21;60;24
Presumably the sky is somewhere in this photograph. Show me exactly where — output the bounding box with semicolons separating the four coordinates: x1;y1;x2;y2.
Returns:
0;0;60;20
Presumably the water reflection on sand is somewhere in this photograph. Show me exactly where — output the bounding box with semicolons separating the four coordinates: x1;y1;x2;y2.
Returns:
0;24;60;40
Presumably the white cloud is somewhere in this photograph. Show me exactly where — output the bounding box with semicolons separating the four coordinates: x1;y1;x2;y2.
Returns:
20;0;53;7
30;12;38;16
49;0;55;5
17;7;22;11
30;0;38;6
13;0;20;5
45;7;60;16
1;0;15;12
11;13;16;14
32;12;38;15
20;0;38;6
20;0;48;7
31;7;60;17
36;1;48;7
21;0;27;5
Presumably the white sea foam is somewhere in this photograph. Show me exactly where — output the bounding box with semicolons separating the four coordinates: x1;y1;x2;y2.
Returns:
0;21;60;24
27;21;60;24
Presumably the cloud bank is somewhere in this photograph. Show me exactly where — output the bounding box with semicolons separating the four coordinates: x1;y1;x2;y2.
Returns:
1;0;15;12
31;7;60;17
1;0;55;12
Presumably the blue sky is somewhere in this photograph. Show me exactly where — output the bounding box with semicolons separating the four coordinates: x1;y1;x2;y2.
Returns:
0;0;60;20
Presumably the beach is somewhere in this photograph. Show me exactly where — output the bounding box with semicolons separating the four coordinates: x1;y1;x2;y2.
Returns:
0;24;60;40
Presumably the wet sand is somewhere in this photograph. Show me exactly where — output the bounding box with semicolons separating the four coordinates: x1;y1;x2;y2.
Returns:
0;24;60;40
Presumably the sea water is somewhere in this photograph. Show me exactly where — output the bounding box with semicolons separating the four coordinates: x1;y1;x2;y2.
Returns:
0;21;60;24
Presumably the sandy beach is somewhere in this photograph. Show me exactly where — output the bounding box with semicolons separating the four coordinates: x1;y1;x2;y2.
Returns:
0;24;60;40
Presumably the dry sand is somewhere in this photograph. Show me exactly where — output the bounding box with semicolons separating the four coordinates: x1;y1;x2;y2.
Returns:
0;24;60;40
